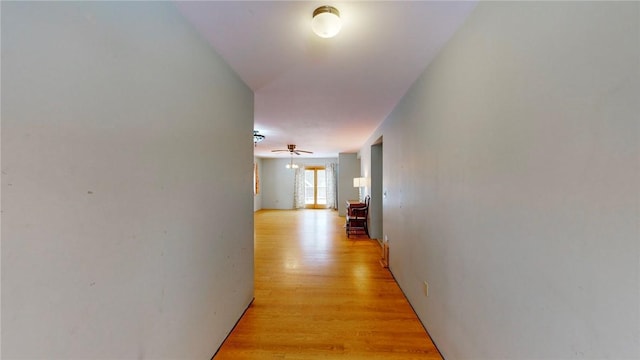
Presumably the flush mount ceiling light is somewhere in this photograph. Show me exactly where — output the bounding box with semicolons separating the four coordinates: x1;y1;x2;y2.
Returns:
312;5;341;38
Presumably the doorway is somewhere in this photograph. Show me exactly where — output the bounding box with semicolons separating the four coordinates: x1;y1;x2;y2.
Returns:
370;139;383;240
304;166;327;209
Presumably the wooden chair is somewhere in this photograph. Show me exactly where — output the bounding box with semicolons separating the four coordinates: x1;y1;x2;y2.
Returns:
346;195;370;238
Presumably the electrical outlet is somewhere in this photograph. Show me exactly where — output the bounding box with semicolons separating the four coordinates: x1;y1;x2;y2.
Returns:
423;281;429;297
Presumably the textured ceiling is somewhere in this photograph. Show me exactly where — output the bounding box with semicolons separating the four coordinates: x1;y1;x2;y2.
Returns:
176;1;477;158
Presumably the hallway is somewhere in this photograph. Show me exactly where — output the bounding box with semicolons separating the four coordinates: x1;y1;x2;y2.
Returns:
214;210;442;359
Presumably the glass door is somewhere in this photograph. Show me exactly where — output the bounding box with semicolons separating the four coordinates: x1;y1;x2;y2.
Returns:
304;167;327;209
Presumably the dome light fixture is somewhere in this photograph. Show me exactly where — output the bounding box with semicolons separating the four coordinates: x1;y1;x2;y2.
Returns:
312;5;341;38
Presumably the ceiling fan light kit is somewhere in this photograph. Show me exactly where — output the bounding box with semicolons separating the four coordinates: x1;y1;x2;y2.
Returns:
271;144;313;169
286;160;300;169
271;144;313;156
253;130;265;146
312;5;341;38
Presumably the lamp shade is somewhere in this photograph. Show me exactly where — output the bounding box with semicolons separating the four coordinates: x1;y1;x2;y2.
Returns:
312;6;341;38
353;177;366;187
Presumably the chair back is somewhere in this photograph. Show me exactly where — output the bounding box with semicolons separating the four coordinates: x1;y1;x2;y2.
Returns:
351;199;369;219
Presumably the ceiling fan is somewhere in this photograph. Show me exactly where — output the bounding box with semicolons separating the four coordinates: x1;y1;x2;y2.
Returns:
271;144;313;155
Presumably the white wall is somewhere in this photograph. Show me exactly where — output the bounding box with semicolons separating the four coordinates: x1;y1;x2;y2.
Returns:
360;2;639;359
260;158;337;210
337;153;360;216
1;2;254;358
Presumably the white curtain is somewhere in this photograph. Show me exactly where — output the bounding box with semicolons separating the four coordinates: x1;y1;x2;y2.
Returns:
325;162;337;210
293;166;306;209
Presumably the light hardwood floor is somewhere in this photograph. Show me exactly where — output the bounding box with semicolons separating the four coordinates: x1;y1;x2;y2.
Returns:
213;209;442;359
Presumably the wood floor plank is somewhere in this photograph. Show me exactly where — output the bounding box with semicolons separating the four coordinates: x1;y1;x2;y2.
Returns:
214;209;442;359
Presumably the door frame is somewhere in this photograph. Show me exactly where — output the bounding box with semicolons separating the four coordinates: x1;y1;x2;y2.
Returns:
304;166;328;209
370;138;383;240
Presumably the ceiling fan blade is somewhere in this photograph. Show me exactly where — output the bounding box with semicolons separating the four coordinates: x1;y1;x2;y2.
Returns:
272;146;312;155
